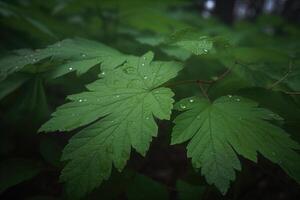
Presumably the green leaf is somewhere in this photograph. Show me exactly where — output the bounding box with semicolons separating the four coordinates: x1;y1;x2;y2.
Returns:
167;29;213;56
0;49;50;81
171;96;300;194
126;174;168;200
40;52;182;198
0;73;30;100
0;38;128;81
0;158;42;193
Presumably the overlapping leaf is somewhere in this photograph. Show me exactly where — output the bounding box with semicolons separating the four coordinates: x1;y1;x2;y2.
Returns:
39;52;182;198
172;95;300;194
0;38;128;81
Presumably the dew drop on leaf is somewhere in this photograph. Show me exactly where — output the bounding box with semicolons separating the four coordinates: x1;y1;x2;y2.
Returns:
180;104;186;109
189;99;194;103
81;53;87;57
228;95;232;98
78;99;83;102
236;98;241;102
68;67;73;71
143;76;148;80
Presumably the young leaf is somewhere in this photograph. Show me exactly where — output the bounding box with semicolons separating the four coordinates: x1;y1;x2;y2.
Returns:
171;96;300;194
40;52;182;198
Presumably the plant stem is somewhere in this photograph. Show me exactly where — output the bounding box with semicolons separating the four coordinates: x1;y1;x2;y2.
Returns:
268;61;292;89
164;68;231;88
198;82;210;101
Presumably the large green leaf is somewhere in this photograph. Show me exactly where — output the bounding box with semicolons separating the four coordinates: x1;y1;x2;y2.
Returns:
40;52;182;198
171;96;300;194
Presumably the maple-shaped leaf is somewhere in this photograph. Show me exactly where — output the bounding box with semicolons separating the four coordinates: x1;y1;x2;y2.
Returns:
39;52;182;198
172;96;300;194
0;38;128;81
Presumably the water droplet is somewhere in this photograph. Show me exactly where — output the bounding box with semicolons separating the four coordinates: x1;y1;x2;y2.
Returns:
81;53;87;57
141;63;145;66
101;71;105;76
203;49;208;53
143;76;148;80
32;58;37;62
115;95;120;98
228;95;232;98
68;67;73;71
189;99;194;103
180;104;186;109
236;98;241;102
145;117;150;120
78;99;83;102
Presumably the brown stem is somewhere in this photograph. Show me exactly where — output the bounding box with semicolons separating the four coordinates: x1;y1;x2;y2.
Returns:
268;61;293;89
198;83;210;101
164;68;231;88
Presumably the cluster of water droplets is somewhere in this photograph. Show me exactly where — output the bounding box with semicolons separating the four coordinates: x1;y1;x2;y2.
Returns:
227;95;241;102
78;98;88;103
179;98;196;110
